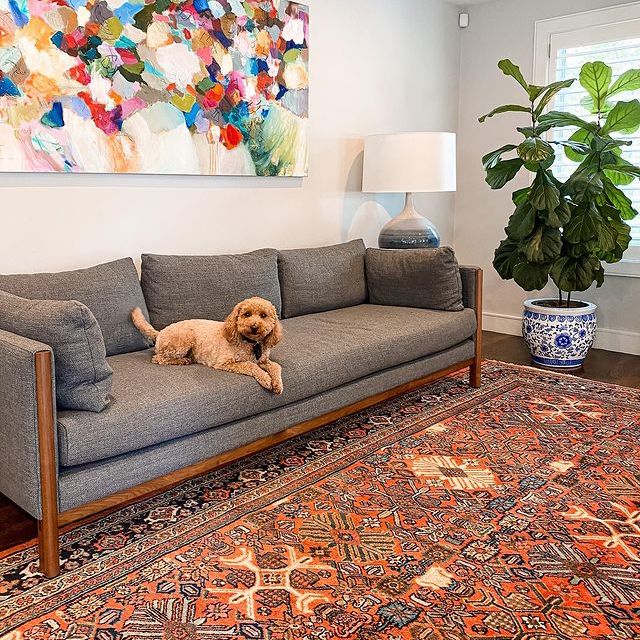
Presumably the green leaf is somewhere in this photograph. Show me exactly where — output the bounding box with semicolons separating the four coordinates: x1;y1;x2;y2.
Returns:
524;154;555;172
485;158;524;189
498;59;530;92
552;139;590;156
512;187;530;205
580;95;597;115
601;99;640;134
603;179;639;220
513;261;550;291
479;104;531;123
533;79;575;117
517;137;553;163
598;202;622;221
493;238;522;280
506;203;536;240
595;213;619;254
580;61;612;113
527;84;545;101
602;162;640;179
563;204;600;243
482;144;518;169
566;240;597;258
581;96;618;115
603;156;637;187
596;138;633;153
517;122;555;137
598;217;632;262
538;110;596;131
546;201;572;228
608;68;640;97
566;157;604;203
551;256;601;292
564;129;594;163
530;171;561;212
522;226;562;263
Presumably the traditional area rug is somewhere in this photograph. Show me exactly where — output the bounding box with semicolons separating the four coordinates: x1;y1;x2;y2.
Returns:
0;361;639;639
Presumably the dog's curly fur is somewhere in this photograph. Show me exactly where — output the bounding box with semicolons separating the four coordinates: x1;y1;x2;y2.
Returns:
131;297;283;394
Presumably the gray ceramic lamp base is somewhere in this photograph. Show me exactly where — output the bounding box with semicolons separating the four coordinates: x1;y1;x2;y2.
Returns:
378;193;441;249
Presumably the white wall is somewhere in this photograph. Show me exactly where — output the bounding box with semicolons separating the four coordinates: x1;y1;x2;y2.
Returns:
0;0;461;274
455;0;640;355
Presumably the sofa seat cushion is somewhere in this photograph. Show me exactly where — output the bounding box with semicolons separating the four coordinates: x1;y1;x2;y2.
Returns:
57;305;476;466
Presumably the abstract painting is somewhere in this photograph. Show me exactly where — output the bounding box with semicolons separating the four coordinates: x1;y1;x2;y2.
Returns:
0;0;309;176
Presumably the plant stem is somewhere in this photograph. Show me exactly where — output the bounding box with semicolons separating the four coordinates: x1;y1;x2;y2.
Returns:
567;292;572;308
558;289;563;306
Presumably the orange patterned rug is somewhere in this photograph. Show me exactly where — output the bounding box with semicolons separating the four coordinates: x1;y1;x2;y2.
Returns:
1;361;639;639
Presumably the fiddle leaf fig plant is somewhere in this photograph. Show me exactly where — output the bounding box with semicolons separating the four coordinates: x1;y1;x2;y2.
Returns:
480;59;640;305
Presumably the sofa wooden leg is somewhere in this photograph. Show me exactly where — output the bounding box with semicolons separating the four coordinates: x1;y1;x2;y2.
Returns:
35;351;60;578
470;361;481;388
37;518;60;578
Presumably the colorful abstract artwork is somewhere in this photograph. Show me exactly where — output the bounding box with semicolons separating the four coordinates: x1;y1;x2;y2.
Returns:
0;0;309;176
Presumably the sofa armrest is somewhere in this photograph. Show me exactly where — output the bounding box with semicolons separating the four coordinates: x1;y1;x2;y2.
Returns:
0;328;57;519
459;266;483;314
459;266;483;389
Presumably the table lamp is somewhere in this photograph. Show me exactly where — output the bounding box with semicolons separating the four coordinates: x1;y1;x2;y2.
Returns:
362;132;457;248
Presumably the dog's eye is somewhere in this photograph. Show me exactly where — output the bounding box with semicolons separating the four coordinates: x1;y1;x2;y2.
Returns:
244;311;251;317
260;312;267;318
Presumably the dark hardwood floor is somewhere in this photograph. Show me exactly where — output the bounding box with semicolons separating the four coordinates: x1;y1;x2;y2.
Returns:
1;331;638;555
483;331;640;388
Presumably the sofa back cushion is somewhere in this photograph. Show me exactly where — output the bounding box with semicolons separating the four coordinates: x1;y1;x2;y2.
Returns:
141;249;282;329
278;240;368;318
0;290;113;412
0;258;150;356
366;247;464;311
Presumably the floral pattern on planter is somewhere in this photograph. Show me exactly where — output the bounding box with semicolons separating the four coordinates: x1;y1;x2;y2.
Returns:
522;300;597;369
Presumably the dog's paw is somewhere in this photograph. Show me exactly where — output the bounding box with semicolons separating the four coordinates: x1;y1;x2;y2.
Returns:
271;380;283;395
257;374;273;390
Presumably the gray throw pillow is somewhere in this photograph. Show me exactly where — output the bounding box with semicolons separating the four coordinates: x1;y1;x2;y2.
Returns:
141;249;282;329
0;290;113;412
278;240;368;318
0;258;150;356
366;247;464;311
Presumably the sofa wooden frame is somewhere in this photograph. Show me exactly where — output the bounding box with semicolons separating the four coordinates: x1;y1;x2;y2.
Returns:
32;269;483;578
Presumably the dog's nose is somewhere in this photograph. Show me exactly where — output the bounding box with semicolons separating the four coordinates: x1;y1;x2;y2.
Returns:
250;324;258;333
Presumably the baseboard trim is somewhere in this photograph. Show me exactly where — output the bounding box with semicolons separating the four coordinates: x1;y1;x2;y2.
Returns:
483;312;640;356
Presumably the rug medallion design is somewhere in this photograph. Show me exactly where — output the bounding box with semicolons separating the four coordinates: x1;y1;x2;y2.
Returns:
0;362;638;639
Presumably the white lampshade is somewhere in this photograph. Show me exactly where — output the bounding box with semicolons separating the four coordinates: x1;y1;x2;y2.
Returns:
362;132;457;193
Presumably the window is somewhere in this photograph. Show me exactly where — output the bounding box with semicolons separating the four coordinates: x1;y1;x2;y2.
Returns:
534;3;640;276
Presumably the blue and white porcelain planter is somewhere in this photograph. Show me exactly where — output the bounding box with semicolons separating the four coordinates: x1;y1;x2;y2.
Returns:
522;299;597;369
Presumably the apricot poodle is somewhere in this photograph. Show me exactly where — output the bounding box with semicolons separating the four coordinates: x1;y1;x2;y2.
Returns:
131;297;283;394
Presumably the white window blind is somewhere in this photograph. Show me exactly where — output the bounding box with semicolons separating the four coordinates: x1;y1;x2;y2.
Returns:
535;3;640;275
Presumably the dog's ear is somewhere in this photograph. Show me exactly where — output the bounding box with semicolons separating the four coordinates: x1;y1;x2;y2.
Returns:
264;316;283;349
223;303;241;344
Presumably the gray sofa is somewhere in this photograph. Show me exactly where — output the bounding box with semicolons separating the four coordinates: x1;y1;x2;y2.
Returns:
0;240;482;577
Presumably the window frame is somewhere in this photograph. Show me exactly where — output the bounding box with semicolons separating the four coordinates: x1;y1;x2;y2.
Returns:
533;2;640;278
